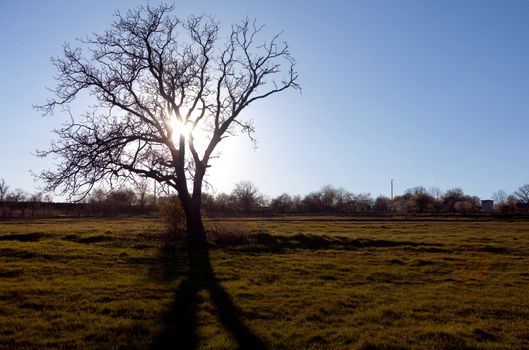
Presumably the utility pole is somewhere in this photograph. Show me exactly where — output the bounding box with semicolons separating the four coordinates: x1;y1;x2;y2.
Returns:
391;179;394;200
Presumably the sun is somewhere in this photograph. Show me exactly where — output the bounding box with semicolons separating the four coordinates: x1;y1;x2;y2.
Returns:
169;117;193;144
167;109;210;151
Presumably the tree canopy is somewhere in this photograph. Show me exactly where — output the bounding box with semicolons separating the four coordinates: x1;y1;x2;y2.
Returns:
36;4;299;238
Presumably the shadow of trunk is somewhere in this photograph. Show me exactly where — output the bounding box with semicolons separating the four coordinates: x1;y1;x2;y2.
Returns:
150;243;266;350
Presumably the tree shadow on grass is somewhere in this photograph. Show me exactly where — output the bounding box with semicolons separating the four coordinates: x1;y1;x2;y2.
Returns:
150;242;267;350
149;231;448;349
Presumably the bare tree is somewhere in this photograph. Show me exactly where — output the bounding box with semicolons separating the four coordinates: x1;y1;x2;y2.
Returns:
405;186;427;196
0;179;8;203
6;188;27;202
514;184;529;203
36;4;299;241
89;188;107;205
492;190;507;206
30;192;43;202
351;193;374;212
231;181;263;214
428;186;442;200
404;187;436;213
320;185;348;212
442;188;465;212
107;188;137;207
373;195;391;212
133;177;150;207
270;193;293;214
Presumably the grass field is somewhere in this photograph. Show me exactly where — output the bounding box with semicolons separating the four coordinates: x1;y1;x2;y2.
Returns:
1;216;528;349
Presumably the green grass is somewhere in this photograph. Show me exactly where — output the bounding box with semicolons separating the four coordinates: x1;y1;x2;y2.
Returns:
1;216;528;349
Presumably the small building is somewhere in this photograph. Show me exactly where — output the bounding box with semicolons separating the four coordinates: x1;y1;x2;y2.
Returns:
481;200;494;213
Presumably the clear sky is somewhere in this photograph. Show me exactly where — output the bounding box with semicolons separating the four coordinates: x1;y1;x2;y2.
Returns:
1;0;528;200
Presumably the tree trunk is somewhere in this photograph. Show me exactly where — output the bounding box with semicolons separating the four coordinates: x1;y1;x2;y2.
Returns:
181;197;206;244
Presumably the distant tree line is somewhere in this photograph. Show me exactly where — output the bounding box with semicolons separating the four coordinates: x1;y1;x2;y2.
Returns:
1;177;529;219
202;182;529;216
0;178;154;219
83;187;153;216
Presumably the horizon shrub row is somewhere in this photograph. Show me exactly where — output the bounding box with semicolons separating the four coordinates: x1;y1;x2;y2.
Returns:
1;178;529;217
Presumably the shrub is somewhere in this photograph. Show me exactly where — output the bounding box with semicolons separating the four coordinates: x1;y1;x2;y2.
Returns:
157;196;186;233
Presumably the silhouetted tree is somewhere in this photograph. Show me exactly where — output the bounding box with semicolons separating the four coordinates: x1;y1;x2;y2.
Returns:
216;193;234;213
231;181;263;214
36;4;299;242
290;194;303;213
492;190;508;212
404;187;437;213
0;179;8;203
442;188;466;212
134;178;150;208
201;192;216;213
302;191;323;212
515;184;529;203
492;190;507;206
0;179;8;219
391;194;412;213
107;188;137;206
87;188;108;214
405;186;427;196
270;193;293;214
351;193;374;212
506;194;521;213
320;185;344;211
300;185;352;213
453;195;480;214
29;192;43;202
6;188;27;202
89;188;107;204
428;186;443;200
438;187;480;214
373;195;391;212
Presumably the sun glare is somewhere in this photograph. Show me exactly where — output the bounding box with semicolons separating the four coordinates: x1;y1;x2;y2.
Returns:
169;117;193;144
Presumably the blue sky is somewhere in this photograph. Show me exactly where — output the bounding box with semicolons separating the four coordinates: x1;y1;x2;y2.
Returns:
1;0;528;200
